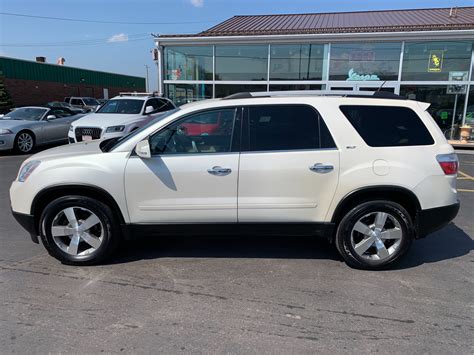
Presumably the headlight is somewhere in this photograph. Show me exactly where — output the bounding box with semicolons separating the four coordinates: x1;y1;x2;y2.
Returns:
0;129;13;134
106;125;125;133
18;160;41;182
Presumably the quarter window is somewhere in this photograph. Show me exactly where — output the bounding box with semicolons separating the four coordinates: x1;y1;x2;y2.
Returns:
340;105;434;147
246;105;336;152
149;108;236;155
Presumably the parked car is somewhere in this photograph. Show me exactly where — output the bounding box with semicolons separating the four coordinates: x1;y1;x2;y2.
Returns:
0;106;85;153
64;97;100;112
68;94;176;144
47;101;86;114
10;91;459;269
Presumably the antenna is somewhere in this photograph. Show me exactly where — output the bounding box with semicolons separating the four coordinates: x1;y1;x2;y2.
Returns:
377;81;387;92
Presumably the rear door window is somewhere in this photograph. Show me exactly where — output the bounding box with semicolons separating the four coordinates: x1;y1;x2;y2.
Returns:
245;104;336;152
340;105;434;147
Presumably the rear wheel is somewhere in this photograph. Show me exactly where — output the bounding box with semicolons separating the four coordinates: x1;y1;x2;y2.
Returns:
335;201;413;270
39;196;120;265
14;131;35;153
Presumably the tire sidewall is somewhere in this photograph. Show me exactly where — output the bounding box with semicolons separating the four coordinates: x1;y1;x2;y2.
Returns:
40;196;117;265
336;201;414;270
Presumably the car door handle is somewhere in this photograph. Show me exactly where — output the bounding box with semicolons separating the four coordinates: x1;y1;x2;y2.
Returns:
207;166;232;176
309;163;334;173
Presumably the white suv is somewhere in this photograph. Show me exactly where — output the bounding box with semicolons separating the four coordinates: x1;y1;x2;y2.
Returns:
68;94;176;143
10;91;460;270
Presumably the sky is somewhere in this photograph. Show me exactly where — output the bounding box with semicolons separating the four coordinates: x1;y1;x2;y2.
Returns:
0;0;472;91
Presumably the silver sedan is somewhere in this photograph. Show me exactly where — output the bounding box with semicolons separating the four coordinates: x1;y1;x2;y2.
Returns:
0;106;85;153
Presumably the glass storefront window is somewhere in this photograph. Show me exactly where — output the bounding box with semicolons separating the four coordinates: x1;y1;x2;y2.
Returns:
164;46;213;81
270;44;326;80
215;84;268;98
400;85;467;134
165;83;212;106
402;41;472;81
269;84;323;91
329;42;401;81
215;45;268;81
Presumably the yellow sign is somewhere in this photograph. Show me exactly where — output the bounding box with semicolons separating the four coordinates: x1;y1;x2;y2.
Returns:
428;50;444;72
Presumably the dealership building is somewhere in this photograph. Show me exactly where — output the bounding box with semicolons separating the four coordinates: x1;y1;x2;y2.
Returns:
154;6;474;131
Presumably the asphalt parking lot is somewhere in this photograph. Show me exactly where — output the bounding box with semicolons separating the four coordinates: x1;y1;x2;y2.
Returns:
0;148;473;353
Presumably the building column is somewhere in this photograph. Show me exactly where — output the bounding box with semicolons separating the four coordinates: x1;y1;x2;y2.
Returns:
155;41;164;96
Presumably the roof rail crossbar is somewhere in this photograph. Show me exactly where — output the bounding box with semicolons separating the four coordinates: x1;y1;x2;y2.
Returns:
222;90;405;100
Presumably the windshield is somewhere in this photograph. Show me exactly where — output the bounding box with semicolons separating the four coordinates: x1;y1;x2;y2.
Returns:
83;98;100;106
97;99;143;114
4;107;47;121
101;108;180;152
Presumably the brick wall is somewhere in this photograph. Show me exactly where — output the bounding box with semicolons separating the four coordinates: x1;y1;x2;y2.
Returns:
5;78;146;107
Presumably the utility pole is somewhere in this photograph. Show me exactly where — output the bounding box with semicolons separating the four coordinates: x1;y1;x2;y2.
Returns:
144;64;149;92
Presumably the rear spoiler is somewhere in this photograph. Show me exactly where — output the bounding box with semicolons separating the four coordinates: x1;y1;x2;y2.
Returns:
418;102;431;111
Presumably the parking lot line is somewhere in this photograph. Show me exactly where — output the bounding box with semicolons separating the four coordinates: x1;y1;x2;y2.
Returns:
457;189;474;193
458;171;474;180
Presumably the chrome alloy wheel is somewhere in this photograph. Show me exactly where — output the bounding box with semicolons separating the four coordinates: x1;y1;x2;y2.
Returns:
50;207;104;256
350;212;403;261
17;133;34;152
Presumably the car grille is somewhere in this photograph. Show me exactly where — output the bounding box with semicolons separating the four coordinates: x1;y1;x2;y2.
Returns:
75;127;102;142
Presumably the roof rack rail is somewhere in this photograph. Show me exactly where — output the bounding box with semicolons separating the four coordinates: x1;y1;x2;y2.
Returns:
118;92;162;97
222;90;405;100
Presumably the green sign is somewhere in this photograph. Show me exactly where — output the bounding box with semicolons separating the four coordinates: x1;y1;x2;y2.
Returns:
440;111;449;120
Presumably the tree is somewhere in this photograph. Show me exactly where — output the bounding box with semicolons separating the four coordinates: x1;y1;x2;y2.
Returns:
0;73;14;114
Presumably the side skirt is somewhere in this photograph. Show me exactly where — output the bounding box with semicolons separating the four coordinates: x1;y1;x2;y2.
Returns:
121;223;335;240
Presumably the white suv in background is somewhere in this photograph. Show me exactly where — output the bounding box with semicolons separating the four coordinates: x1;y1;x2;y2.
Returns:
10;91;460;270
68;94;176;143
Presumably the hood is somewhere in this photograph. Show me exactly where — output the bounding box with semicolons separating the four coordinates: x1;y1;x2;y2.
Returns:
0;118;32;130
71;113;140;128
28;140;103;162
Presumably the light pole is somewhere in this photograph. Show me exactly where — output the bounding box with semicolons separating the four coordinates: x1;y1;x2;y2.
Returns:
144;64;149;92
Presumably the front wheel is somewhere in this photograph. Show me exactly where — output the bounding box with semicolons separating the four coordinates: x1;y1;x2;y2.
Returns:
335;201;414;270
39;196;120;265
14;131;35;154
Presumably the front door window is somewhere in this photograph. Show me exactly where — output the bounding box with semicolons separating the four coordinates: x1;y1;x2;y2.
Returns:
149;108;237;155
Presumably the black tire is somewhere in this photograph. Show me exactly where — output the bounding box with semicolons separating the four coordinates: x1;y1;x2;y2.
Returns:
335;200;414;270
14;131;35;154
39;196;120;265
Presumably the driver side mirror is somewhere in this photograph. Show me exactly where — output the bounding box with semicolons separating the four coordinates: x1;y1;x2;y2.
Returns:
135;139;151;159
46;115;56;120
144;106;154;115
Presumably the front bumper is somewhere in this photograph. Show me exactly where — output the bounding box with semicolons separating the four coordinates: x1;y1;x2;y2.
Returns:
12;210;39;243
0;134;15;151
416;200;460;238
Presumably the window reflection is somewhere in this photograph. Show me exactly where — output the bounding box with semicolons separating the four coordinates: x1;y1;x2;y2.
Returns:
330;42;401;81
402;41;472;81
215;45;268;81
270;44;325;80
165;84;212;106
165;46;213;81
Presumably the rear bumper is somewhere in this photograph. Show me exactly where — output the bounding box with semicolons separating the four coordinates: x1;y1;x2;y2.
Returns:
416;200;460;238
12;210;39;243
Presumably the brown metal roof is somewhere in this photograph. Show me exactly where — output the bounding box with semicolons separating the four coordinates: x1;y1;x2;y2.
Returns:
160;7;474;38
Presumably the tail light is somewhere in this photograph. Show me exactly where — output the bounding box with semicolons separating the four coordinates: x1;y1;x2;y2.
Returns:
436;153;459;175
